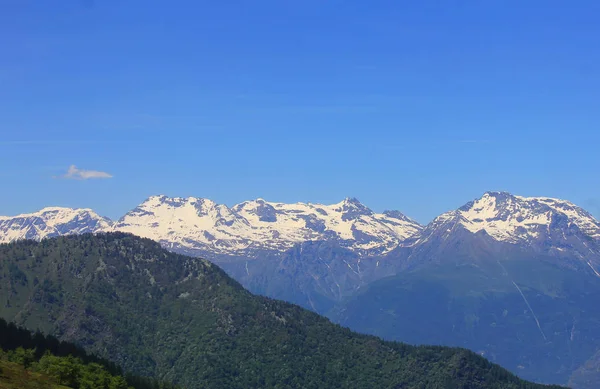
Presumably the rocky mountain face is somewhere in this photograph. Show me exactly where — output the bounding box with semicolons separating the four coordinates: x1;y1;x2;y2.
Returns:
218;240;399;313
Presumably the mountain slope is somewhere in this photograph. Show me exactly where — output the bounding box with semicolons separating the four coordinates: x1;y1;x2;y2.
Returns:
332;255;600;386
409;192;600;263
0;233;563;389
219;240;398;314
0;317;179;389
331;192;600;388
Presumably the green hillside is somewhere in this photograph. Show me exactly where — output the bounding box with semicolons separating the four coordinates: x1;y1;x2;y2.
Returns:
0;233;566;389
0;318;179;389
0;350;129;389
0;358;70;389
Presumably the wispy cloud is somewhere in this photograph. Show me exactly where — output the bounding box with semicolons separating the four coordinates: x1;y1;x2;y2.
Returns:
57;165;113;180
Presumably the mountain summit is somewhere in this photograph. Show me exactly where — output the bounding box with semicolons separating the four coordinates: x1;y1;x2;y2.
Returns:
456;192;600;243
405;192;600;277
0;207;112;244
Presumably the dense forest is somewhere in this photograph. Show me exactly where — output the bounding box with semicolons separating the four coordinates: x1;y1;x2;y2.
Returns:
0;349;130;389
0;318;178;389
0;233;567;388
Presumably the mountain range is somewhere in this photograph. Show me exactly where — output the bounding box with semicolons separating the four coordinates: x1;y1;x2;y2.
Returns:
0;196;421;257
3;192;598;260
1;191;600;387
2;192;599;311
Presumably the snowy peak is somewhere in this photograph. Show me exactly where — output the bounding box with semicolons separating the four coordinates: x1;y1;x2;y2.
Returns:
530;197;600;239
133;195;219;213
231;199;278;223
411;210;474;246
335;197;374;221
3;192;597;260
402;193;600;278
439;192;600;248
115;195;249;251
112;196;423;256
0;207;112;244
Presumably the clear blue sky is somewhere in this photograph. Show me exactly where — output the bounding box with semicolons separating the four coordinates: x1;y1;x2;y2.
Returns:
1;0;599;223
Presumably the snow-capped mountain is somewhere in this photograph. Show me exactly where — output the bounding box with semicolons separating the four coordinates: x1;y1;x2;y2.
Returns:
409;192;600;270
334;193;600;389
457;192;600;242
114;196;422;257
0;207;112;244
0;196;422;257
2;192;598;262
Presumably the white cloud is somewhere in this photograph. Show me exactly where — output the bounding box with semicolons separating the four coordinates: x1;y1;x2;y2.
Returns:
59;165;113;180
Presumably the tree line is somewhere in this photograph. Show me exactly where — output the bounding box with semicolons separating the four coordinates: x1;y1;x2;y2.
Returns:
0;318;180;389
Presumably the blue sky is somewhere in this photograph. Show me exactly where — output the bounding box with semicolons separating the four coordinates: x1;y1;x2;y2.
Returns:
1;0;599;223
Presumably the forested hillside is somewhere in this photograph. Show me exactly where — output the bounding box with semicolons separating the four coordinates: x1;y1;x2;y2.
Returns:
0;233;566;389
0;318;178;389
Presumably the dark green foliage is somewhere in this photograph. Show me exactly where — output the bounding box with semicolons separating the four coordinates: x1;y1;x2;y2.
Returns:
0;233;567;388
0;349;130;389
0;318;118;372
0;318;178;389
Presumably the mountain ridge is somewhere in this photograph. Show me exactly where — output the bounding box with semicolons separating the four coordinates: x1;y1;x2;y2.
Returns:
0;207;112;244
0;196;423;257
2;191;598;252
